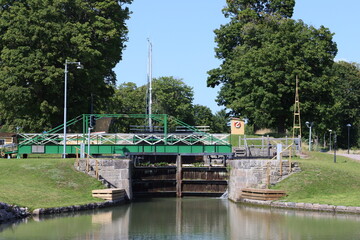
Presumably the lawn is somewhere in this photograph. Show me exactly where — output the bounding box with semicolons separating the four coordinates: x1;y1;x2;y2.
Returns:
273;152;360;206
0;158;105;210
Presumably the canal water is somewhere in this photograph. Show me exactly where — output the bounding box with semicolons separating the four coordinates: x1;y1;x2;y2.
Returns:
1;198;360;240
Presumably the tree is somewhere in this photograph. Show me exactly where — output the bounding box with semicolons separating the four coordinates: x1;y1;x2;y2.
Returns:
0;0;132;132
108;77;195;131
152;77;194;125
108;82;146;132
330;61;360;148
207;0;337;133
193;105;213;127
211;109;230;133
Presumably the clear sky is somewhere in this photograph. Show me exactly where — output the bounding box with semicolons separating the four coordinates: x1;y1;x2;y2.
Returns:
114;0;360;114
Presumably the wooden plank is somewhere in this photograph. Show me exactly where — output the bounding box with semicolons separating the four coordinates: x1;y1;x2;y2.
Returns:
92;188;126;200
92;193;125;198
242;188;286;194
92;188;125;194
241;193;285;198
241;188;286;201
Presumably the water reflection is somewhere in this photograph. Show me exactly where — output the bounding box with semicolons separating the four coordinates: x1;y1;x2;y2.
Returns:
1;198;360;240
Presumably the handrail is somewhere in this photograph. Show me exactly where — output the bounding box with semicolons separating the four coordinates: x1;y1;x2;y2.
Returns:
74;147;99;180
266;143;294;188
18;115;83;147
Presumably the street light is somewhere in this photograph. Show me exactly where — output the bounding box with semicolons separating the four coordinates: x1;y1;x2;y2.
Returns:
305;121;314;151
334;132;337;163
347;124;351;154
63;60;83;158
328;129;332;151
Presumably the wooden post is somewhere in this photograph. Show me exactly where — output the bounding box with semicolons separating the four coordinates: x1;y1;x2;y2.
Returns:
176;154;182;197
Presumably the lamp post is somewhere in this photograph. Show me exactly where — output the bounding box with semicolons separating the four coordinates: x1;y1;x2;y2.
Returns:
334;132;337;163
305;121;314;151
63;60;83;158
347;124;351;154
328;129;332;151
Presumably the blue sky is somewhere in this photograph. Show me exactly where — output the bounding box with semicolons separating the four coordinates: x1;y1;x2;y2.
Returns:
114;0;360;113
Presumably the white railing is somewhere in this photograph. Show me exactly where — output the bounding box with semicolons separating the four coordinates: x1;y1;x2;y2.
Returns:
18;133;230;146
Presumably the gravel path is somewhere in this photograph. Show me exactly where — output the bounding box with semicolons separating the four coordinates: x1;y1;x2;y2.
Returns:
334;153;360;161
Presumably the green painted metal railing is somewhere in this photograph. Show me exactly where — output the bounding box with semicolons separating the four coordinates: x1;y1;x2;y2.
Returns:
15;114;232;156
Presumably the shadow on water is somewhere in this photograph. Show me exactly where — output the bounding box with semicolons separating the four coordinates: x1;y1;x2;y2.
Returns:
1;198;360;239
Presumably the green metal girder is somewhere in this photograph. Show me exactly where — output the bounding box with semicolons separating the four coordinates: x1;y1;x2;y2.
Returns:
18;144;232;156
15;113;232;157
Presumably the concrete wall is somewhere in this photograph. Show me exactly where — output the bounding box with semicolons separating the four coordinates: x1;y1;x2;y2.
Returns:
228;159;300;202
75;158;133;200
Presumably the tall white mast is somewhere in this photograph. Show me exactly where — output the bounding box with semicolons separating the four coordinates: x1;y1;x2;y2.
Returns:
147;38;153;132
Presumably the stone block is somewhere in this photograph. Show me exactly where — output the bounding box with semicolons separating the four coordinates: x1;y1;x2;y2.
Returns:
114;160;130;169
295;202;305;209
335;206;348;213
285;202;296;208
318;204;335;212
304;203;313;210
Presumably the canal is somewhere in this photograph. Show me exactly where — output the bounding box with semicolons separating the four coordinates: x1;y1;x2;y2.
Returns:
1;197;360;239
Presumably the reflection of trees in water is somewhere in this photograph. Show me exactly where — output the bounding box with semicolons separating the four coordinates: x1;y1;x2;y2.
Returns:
126;198;230;237
2;199;360;239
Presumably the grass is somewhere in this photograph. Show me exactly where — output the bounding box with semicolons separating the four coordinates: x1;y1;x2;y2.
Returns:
2;151;360;210
0;158;105;210
273;151;360;206
230;134;295;147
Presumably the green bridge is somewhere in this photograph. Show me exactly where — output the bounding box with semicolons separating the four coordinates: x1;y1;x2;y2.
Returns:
13;114;232;157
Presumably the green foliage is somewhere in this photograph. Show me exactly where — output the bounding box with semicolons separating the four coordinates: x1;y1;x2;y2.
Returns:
108;82;146;132
152;77;194;125
208;0;337;133
244;123;254;135
108;78;233;133
193;104;213;127
223;0;295;19
0;158;104;210
108;77;196;131
211;109;230;133
192;162;204;167
0;0;132;132
330;61;360;148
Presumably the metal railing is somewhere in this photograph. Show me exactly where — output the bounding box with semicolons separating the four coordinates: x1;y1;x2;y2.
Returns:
18;133;230;146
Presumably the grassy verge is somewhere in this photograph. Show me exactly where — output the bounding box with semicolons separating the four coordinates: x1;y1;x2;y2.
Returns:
273;152;360;206
0;158;105;210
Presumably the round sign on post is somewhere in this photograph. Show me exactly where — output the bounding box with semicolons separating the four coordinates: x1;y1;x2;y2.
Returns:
234;121;242;129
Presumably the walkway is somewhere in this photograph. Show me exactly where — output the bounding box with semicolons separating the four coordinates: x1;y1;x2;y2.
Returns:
335;153;360;161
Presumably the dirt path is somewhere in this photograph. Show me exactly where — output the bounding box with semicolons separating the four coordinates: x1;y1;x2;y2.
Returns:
334;153;360;161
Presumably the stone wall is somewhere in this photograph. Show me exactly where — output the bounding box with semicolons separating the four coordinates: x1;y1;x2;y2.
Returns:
0;202;29;223
228;159;300;202
75;158;133;200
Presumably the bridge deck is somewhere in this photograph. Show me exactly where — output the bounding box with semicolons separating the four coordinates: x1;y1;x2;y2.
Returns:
16;133;232;156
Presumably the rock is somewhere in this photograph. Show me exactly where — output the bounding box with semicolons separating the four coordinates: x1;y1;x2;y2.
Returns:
32;208;44;215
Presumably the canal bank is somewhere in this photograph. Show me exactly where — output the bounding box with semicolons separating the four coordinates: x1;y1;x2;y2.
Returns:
2;152;360;223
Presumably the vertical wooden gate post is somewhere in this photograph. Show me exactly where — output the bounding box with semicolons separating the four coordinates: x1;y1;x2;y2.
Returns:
176;154;182;197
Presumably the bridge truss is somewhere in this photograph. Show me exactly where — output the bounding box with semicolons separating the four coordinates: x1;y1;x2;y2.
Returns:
15;114;232;157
